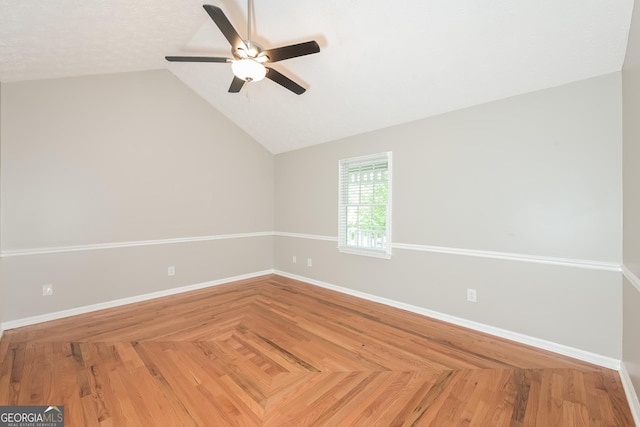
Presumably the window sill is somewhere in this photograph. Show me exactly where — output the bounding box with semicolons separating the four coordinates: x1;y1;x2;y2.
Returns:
338;247;392;259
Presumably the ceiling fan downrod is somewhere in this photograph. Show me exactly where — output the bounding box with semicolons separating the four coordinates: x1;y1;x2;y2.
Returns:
246;0;253;49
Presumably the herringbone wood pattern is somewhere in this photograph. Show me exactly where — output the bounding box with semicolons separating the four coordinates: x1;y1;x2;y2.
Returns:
0;275;634;426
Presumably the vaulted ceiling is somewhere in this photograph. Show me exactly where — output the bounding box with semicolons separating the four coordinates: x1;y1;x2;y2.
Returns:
0;0;634;153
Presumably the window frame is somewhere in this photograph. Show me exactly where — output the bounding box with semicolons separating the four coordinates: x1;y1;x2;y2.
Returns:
337;151;392;259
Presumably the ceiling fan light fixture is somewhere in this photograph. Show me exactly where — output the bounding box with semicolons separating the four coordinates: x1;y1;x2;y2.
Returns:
231;59;266;82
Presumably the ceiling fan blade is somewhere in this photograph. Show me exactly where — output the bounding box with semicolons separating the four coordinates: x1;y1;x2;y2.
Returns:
228;76;246;93
263;41;320;63
165;56;230;63
203;5;244;50
265;67;306;95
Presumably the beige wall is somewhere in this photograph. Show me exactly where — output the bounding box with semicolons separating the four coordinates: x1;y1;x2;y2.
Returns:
275;73;623;358
623;278;640;409
623;0;640;409
1;71;273;248
2;237;273;321
0;58;630;371
0;70;274;322
0;81;3;334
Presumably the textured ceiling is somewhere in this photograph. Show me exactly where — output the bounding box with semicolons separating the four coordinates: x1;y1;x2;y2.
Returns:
0;0;634;153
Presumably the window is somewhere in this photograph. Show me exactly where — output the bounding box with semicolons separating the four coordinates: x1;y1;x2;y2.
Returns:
338;152;392;258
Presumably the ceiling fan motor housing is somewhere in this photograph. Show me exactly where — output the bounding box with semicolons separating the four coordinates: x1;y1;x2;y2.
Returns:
233;41;264;59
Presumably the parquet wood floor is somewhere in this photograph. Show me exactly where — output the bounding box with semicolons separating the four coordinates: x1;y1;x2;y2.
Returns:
0;274;634;426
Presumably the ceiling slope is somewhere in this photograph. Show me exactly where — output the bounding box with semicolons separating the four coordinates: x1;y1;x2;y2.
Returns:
0;0;634;153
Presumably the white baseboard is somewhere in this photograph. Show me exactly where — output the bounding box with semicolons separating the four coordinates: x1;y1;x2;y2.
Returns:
273;270;621;370
2;268;635;419
1;268;625;373
620;362;640;426
1;270;274;330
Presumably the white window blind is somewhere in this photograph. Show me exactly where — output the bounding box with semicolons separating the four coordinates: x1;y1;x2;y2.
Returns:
338;152;392;258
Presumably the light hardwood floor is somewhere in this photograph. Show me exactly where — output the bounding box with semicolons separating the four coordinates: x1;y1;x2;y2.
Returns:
0;274;634;426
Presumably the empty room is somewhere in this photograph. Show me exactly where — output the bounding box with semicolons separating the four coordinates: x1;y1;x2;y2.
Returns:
1;0;640;425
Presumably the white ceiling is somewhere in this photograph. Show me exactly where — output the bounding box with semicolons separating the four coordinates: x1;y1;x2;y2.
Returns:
0;0;634;153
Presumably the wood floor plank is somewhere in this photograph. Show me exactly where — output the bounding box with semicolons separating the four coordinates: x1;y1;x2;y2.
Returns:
0;274;634;426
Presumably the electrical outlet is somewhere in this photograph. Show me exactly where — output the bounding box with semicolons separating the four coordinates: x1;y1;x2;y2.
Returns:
292;256;297;263
168;266;176;276
307;258;313;267
42;284;53;296
467;288;477;303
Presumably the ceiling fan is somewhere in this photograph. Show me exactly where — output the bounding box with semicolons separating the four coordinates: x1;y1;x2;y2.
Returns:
166;2;320;95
